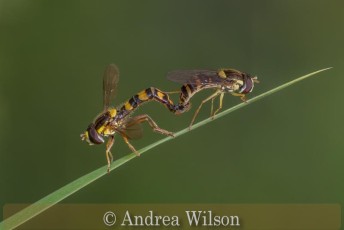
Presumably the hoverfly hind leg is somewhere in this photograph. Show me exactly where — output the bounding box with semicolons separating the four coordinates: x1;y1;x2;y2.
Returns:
128;114;174;138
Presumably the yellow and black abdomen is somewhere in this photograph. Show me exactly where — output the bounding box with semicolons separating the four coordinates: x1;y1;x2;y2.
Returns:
116;87;177;120
173;83;204;114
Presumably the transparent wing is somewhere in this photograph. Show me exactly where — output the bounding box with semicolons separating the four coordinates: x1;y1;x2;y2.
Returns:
103;64;119;111
119;118;144;140
166;69;220;85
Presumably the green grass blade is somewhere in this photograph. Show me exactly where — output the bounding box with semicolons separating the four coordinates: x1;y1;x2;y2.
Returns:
0;67;332;230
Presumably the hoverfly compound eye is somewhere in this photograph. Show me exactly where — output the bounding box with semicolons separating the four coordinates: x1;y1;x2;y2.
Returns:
86;124;104;145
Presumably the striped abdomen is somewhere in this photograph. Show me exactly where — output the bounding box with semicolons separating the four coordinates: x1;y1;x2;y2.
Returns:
116;87;177;120
174;83;213;114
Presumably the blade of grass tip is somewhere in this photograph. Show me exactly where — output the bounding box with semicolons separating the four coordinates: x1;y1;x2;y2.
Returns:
0;67;332;230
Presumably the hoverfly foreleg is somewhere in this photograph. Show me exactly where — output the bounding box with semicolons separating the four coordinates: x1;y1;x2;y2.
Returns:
190;90;222;130
106;135;115;173
128;114;174;137
231;92;247;102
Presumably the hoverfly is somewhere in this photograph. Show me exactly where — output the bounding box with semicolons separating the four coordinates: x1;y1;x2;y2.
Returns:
81;64;175;172
167;68;259;128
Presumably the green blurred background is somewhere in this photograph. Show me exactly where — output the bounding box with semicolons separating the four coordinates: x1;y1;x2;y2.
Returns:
1;0;343;226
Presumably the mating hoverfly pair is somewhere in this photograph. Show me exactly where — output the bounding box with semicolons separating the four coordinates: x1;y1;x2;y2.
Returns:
81;64;259;172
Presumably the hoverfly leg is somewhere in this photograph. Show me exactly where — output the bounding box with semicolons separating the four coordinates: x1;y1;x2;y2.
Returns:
210;97;215;117
106;135;115;173
164;89;181;94
212;92;224;119
122;136;140;156
190;90;222;130
240;95;247;103
231;92;247;103
129;114;174;137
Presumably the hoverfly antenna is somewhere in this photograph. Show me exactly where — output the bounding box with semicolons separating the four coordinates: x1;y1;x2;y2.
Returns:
80;132;87;141
252;76;260;83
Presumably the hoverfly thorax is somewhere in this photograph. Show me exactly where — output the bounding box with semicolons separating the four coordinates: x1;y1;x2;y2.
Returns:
220;69;244;93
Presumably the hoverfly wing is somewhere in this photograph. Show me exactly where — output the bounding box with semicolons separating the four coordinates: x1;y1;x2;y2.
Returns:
103;64;120;111
166;69;220;85
120;118;144;140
